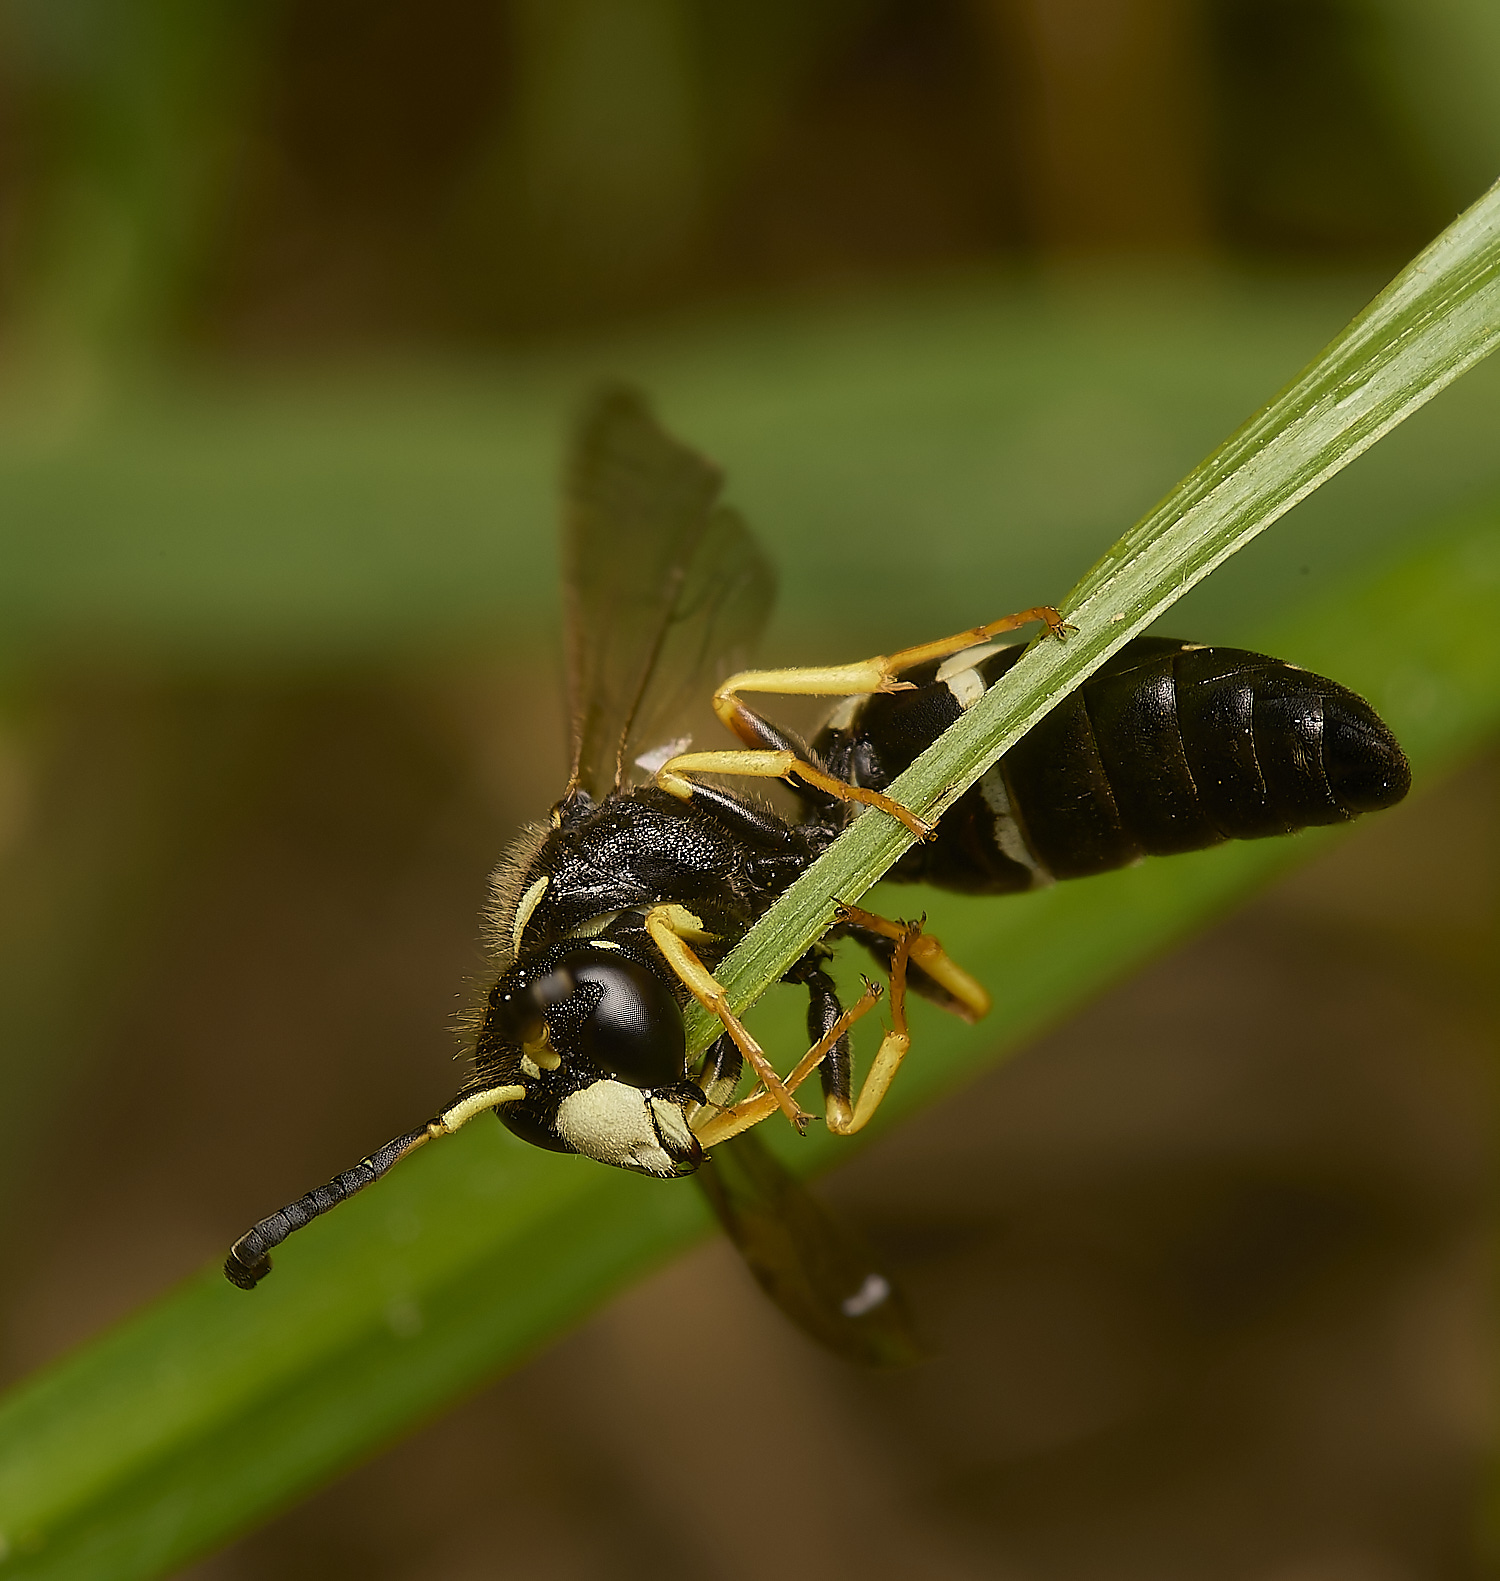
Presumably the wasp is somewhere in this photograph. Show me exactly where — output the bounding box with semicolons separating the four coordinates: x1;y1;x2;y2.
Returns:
225;388;1410;1364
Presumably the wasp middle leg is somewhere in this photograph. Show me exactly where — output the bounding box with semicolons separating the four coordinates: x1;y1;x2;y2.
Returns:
834;903;992;1024
654;748;932;841
811;918;922;1136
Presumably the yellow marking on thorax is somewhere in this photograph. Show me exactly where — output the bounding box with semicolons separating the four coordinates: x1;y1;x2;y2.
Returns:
511;875;550;956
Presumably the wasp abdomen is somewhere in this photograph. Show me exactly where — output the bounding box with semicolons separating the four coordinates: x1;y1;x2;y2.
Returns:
1007;640;1409;880
835;637;1410;893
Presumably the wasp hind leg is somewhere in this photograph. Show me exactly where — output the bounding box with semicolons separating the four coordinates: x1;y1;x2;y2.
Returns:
710;604;1072;732
836;903;992;1025
669;604;1071;840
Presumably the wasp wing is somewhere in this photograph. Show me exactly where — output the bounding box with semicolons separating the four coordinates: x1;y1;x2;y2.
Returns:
565;392;909;1362
696;1131;926;1369
563;387;775;797
621;502;775;780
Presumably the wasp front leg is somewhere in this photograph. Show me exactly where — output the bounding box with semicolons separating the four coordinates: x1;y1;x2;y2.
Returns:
692;978;884;1148
644;903;814;1133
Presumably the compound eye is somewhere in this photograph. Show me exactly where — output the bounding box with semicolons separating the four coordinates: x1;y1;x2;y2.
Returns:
554;951;686;1090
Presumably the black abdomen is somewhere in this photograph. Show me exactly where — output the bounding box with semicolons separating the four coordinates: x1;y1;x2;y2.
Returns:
815;637;1410;894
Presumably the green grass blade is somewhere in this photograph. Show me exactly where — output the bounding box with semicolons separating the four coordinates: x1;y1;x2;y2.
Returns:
2;503;1500;1580
3;183;1500;1576
5;270;1500;666
684;176;1500;1055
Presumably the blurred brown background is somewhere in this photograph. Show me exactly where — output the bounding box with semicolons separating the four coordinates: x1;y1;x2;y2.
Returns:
1;1;1497;1577
1;0;1488;359
3;672;1491;1581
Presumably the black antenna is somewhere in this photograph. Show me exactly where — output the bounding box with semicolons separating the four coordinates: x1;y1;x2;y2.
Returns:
223;1081;526;1289
219;1081;531;1290
224;1124;433;1289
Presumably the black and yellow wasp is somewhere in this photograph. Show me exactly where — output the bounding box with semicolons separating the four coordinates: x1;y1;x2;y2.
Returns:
226;387;1410;1364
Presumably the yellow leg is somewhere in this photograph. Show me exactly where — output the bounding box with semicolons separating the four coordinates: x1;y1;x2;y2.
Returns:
876;605;1074;677
656;748;932;840
836;902;992;1024
693;979;884;1148
826;922;921;1137
712;604;1073;730
644;904;811;1132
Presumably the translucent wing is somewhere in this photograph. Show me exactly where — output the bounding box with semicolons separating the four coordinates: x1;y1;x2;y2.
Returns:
565;393;909;1362
696;1131;926;1369
564;387;776;796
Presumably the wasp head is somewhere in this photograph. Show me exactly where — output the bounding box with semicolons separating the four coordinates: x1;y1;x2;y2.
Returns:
477;943;704;1178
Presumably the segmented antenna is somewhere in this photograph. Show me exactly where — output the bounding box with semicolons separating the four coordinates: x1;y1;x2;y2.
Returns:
223;1125;432;1289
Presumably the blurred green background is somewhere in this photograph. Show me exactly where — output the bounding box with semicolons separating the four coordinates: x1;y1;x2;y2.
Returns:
1;2;1498;1577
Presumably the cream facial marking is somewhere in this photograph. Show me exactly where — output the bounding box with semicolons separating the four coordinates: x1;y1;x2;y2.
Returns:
554;1081;679;1176
648;1097;696;1156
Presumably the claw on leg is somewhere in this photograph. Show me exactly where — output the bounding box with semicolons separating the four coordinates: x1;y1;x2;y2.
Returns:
693;978;884;1149
827;922;919;1137
836;902;991;1023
